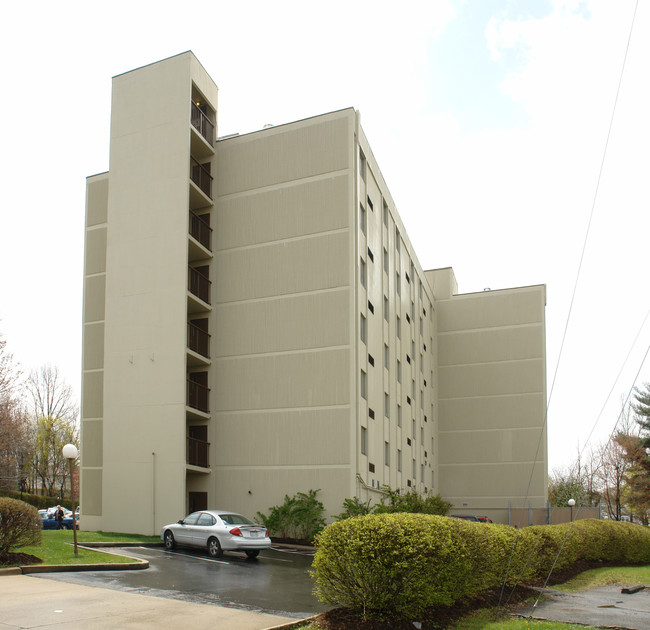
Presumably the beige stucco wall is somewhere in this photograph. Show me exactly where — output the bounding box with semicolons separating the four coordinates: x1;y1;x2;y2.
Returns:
211;110;357;519
434;284;547;519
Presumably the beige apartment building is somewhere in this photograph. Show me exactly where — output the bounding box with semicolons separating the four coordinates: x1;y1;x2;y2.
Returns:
81;52;547;535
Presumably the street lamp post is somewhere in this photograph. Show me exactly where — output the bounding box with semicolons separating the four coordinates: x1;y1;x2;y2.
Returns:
62;443;79;555
568;498;576;522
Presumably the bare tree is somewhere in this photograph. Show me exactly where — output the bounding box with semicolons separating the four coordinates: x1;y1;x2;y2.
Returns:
26;364;78;496
0;333;33;493
27;364;78;425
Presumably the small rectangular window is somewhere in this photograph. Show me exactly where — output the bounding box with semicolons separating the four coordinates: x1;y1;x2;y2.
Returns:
407;479;412;487
384;296;389;322
384;441;390;466
412;418;416;439
359;151;366;182
420;354;423;372
396;272;401;296
360;258;366;288
397;404;402;427
406;313;411;324
383;200;388;226
396;316;401;339
368;354;375;367
368;301;374;314
367;195;374;211
405;271;410;284
419;279;423;300
369;408;375;420
396;229;401;253
384;392;390;418
397;359;401;383
360;313;367;344
397;448;402;472
369;462;375;473
360;204;366;235
383;248;389;274
361;370;367;400
384;344;389;368
361;426;367;454
367;247;374;262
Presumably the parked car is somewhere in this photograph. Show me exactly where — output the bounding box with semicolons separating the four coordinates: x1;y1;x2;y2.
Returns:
451;514;480;522
477;516;493;523
40;512;79;530
161;510;271;559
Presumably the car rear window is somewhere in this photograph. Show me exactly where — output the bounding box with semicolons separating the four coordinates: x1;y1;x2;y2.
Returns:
218;513;253;525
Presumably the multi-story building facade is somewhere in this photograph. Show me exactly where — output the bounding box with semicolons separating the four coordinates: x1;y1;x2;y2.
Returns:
81;52;547;535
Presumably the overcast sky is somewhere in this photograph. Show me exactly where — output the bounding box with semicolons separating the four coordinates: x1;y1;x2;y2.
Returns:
1;0;648;473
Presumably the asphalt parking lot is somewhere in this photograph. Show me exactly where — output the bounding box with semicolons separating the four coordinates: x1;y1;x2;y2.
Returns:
32;544;327;620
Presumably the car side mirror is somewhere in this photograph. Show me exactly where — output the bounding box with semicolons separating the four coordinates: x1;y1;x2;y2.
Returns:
177;519;184;525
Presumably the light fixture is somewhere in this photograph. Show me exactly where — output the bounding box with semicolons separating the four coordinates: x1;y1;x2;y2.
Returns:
62;444;79;555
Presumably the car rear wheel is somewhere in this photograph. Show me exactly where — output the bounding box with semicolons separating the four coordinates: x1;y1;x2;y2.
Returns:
245;550;259;559
207;537;223;558
164;531;175;550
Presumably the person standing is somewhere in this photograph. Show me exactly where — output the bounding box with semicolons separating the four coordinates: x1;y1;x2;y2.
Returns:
56;505;64;530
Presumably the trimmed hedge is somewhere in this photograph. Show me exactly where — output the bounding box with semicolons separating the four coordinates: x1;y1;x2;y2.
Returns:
312;514;650;620
0;498;42;558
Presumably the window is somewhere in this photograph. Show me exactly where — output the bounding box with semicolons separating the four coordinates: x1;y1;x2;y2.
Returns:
396;271;401;295
384;296;389;322
359;150;366;182
384;344;389;368
396;229;401;253
420;390;424;409
420;354;423;372
419;279;423;300
383;200;388;226
368;300;374;314
412;379;416;398
397;404;402;427
384;441;390;466
360;203;366;235
367;195;374;211
397;359;401;383
383;248;389;274
360;426;367;454
360;313;367;344
384;392;390;418
396;316;401;339
406;313;411;324
361;370;367;399
412;418;416;439
369;462;375;473
397;448;402;472
360;258;366;288
405;271;410;284
367;247;374;262
368;354;374;367
421;426;424;443
369;408;375;419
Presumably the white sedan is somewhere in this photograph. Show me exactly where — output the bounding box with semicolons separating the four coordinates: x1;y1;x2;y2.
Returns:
160;510;271;559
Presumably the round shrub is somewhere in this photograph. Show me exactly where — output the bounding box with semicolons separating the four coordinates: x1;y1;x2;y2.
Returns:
0;498;41;560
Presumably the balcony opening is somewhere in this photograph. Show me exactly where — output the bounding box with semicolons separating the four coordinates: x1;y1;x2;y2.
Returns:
190;157;213;199
188;491;208;512
191;100;215;145
188;319;210;358
188;425;209;468
188;265;211;304
190;211;212;252
187;371;209;413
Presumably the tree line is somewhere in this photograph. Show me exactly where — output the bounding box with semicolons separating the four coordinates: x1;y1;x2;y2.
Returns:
0;333;78;499
548;383;650;524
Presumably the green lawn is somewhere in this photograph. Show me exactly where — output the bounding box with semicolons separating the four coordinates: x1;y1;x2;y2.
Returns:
553;565;650;592
8;530;160;567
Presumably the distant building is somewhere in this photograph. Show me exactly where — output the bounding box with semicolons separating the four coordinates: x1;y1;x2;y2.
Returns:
81;52;547;534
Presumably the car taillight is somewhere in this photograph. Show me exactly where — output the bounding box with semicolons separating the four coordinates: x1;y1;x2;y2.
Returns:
265;529;269;537
229;527;243;536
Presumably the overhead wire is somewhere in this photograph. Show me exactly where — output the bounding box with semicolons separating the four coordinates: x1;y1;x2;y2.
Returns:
498;0;641;607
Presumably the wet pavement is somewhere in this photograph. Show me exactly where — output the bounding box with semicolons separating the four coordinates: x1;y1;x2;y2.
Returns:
31;545;327;620
516;585;650;629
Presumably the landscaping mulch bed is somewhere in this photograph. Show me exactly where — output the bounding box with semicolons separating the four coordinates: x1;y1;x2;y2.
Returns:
308;584;537;629
0;552;42;567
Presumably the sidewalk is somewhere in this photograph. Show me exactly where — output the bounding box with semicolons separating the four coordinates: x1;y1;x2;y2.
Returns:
0;574;303;630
